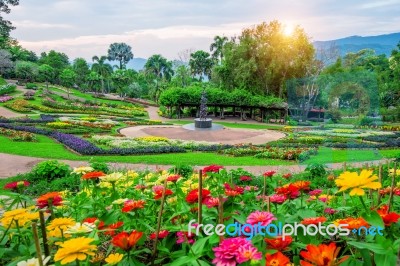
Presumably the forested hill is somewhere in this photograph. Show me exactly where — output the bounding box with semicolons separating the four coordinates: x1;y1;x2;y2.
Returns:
314;32;400;57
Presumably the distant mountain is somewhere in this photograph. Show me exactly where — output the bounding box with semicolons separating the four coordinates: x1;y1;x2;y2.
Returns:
126;58;147;71
314;32;400;57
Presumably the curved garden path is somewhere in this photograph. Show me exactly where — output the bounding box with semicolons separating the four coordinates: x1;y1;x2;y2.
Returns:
0;152;389;179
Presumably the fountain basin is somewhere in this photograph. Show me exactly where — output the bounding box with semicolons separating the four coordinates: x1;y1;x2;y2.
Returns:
194;118;212;128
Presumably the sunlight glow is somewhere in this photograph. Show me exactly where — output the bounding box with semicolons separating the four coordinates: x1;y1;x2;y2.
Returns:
283;24;295;36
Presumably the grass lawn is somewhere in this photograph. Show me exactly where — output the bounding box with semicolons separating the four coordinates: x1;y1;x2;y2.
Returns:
0;135;398;167
0;135;292;166
171;120;285;130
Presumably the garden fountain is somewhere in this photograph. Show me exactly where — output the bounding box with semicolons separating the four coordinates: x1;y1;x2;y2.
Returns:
183;88;223;131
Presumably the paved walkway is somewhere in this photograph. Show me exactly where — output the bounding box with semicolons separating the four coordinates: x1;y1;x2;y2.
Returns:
0;152;389;179
120;125;286;145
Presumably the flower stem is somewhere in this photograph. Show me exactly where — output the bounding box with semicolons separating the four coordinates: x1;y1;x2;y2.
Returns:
359;196;368;212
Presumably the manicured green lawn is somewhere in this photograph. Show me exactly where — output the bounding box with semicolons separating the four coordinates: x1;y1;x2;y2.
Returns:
0;135;398;167
0;135;291;166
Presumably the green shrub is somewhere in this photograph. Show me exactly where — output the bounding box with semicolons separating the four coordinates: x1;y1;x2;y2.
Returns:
90;161;109;173
29;160;71;183
325;109;341;123
25;83;38;90
305;163;327;179
0;84;16;96
49;174;80;192
170;164;193;178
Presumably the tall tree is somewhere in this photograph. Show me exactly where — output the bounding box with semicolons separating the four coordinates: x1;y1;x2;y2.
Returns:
9;44;37;62
72;58;90;88
15;61;38;82
107;43;134;70
144;54;174;81
189;50;214;81
39;50;70;83
0;0;19;48
210;35;228;62
215;20;314;97
60;68;77;99
0;49;13;75
91;55;113;93
111;69;136;97
38;64;54;91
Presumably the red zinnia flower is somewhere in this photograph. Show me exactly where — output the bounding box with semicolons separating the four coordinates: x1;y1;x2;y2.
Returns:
275;184;300;199
265;236;293;251
153;186;173;200
301;217;327;225
122;200;146;212
282;173;292;179
263;171;276;177
112;230;143;251
135;184;147;190
202;165;224;173
185;189;211;204
376;205;400;226
240;175;252;181
4;180;30;191
167;175;181;182
104;221;124;236
37;192;63;209
82;171;105;180
150;230;169;240
224;183;244;197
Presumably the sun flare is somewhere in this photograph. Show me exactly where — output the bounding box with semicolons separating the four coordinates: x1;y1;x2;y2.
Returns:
283;24;295;36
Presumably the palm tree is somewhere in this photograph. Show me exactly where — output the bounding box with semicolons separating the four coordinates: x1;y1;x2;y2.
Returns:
210;35;228;62
91;55;113;93
107;43;134;70
144;54;174;102
189;50;214;81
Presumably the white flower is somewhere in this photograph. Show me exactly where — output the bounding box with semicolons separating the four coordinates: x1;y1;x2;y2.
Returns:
72;166;94;175
112;198;129;205
17;256;50;266
65;222;95;234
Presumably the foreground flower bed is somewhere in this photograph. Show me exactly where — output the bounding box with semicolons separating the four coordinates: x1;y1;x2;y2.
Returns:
1;163;399;265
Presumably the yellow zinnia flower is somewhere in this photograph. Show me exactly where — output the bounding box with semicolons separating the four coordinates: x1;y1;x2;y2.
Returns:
105;253;124;265
389;169;400;177
54;237;97;265
335;170;382;196
0;208;38;228
46;218;75;238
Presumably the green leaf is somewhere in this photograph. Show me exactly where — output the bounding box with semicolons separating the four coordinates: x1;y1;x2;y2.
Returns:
359;249;373;266
362;211;384;228
347;241;389;254
169;256;197;266
374;253;397;266
191;236;211;255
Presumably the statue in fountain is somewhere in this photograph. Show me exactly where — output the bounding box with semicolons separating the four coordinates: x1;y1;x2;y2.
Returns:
194;88;212;128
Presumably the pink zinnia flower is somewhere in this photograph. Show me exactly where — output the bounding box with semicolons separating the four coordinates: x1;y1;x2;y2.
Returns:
203;197;220;208
324;208;337;215
176;231;195;244
245;186;258;191
246;211;276;226
270;194;287;204
237;245;262;264
212;237;252;266
309;189;323;196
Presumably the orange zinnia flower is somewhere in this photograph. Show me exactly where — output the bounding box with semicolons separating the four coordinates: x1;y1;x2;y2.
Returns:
265;236;293;251
122;200;145;212
301;217;327;225
291;180;311;191
104;221;124;236
265;251;291;266
82;171;105;180
334;217;369;230
112;230;143;251
300;242;348;266
167;175;181;182
376;205;400;226
37;192;63;209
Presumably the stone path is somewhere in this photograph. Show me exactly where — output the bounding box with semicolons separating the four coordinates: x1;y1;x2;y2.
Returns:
120;125;286;145
0;107;25;118
0;152;389;179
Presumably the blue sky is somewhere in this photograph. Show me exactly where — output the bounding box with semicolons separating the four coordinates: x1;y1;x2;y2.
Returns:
6;0;400;60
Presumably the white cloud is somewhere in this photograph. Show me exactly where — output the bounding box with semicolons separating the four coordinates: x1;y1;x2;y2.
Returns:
14;20;73;29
